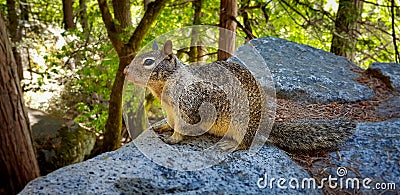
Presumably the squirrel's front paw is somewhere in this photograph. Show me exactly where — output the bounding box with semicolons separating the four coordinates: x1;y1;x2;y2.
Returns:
164;131;184;144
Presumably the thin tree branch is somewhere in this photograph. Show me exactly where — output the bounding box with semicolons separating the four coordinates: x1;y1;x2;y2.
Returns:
261;3;270;24
229;16;256;39
238;1;271;25
98;0;123;53
277;0;305;28
391;0;399;63
361;0;400;8
294;1;335;22
239;5;262;11
170;0;194;7
127;0;169;55
358;41;392;64
359;20;400;41
279;0;309;24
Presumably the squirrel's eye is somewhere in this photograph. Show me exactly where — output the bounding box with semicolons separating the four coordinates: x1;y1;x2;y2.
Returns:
143;58;155;66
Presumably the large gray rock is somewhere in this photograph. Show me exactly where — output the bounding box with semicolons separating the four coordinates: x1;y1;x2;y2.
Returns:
21;134;321;194
28;109;96;175
245;37;375;103
366;62;400;119
377;95;400;118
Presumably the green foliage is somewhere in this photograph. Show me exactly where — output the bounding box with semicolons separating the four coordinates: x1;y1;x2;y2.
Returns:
0;0;117;133
69;40;117;133
75;102;109;132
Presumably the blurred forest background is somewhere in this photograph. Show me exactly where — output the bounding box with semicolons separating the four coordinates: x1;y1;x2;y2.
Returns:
0;0;399;193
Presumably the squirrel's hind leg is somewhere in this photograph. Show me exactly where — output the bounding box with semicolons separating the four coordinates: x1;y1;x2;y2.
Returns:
164;131;184;144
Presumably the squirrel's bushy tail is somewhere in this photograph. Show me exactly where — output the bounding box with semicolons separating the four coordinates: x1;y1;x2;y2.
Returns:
269;120;356;152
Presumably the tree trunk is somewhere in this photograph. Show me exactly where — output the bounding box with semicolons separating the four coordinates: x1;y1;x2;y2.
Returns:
79;0;88;30
6;0;23;79
20;0;29;21
98;0;168;152
189;0;203;64
6;0;21;41
330;0;363;61
0;14;40;194
112;0;132;29
63;0;76;30
218;0;237;61
144;0;151;11
102;47;134;151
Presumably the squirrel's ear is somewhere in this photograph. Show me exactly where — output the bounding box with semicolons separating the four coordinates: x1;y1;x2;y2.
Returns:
163;40;173;56
152;41;159;51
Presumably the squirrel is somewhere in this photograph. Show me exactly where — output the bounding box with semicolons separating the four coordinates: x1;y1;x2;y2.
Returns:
123;40;356;152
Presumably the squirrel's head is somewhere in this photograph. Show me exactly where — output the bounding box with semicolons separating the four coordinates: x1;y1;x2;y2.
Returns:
124;40;178;87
